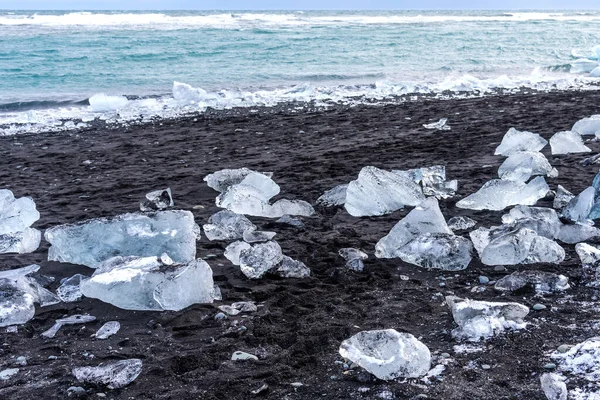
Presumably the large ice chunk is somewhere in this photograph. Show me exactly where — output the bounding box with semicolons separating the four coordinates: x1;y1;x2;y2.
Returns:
203;168;273;193
80;256;215;311
456;177;549;211
72;359;142;389
572;115;600;136
238;241;284;279
494;128;548;156
45;210;200;268
395;233;473;271
553;185;575;210
562;187;595;223
501;205;562;239
0;190;41;254
140;188;174;212
550;131;591;155
540;373;567;400
339;329;431;380
345;166;425;217
202;210;256;241
316;184;348;207
497;151;557;182
446;296;529;341
494;270;569;293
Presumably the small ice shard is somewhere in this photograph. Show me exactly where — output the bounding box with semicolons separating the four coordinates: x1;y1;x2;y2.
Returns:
276;256;310;278
395;233;473;271
243;227;276;243
202;210;256;241
553;185;575;210
224;241;252;266
423;118;450;131
339;248;368;272
94;321;120;339
203;168;273;193
239;241;284;279
494;271;569;293
339;329;431;380
140;188;174;212
0;189;41;254
376;198;451;258
470;226;564;266
494;128;548;156
575;243;600;286
212;284;222;301
275;215;305;229
571;58;599;74
446;296;529;341
81;256;216;311
580;153;600;166
0;228;42;254
72;359;142;389
56;274;88;302
572;115;600;136
447;216;477;231
45;210;200;268
501;205;562;239
497;151;558;182
418;165;457;199
269;199;315;218
0;265;60;327
316;184;348;207
540;373;567;400
231;351;258;361
550;131;591;155
552;337;600;382
456;176;549;211
562;186;595;223
41;314;96;338
0;368;19;380
557;223;600;244
345;166;425;217
230;301;258;313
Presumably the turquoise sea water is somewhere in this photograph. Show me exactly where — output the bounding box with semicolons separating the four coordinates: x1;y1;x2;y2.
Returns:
1;10;600;134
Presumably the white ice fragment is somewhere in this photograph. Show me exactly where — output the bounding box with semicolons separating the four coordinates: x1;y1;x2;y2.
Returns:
0;368;19;380
562;187;595;223
446;296;529;341
94;321;120;339
552;337;600;382
339;248;368;272
501;205;562;239
423;118;450;131
557;223;600;244
456;176;549;211
418;165;457;199
339;329;431;380
56;274;89;302
72;359;142;389
217;184;314;218
395;233;473;271
269;199;315;218
45;210;200;268
447;216;477;231
140;188;174;212
572;115;600;136
576;242;600;265
494;128;548;156
239;241;284;279
0;189;41;254
316;184;348;207
553;185;575;210
345;166;425;217
494;270;569;293
231;351;258;361
41;314;96;338
0;228;42;254
224;241;252;266
276;256;310;278
89;94;129;112
203;210;256;241
550;131;591;155
540;373;567;400
204;168;273;193
497;151;557;182
242;227;276;243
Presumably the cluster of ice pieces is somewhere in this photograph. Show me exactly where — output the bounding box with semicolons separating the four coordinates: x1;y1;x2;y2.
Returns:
0;189;41;254
375;198;472;271
446;296;529;341
45;210;200;268
73;359;142;389
225;240;310;279
339;329;431;380
140;188;174;212
206;168;315;218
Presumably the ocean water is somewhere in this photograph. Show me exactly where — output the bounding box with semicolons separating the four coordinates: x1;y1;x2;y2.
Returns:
1;10;600;134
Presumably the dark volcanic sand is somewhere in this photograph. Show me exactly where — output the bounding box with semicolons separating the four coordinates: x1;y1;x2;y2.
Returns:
2;90;600;400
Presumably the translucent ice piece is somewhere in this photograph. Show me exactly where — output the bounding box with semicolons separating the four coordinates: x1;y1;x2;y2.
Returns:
276;256;310;278
550;131;591;155
0;189;40;235
140;188;174;212
339;329;431;380
243;227;276;243
56;274;89;302
94;321;120;339
0;228;41;254
562;187;595;223
72;359;142;389
494;270;569;293
395;233;473;271
447;216;477;231
204;168;273;193
202;210;256;241
497;151;558;182
456;177;549;211
224;241;252;266
446;296;529;341
345;166;425;217
572;115;600;136
217;185;314;218
316;184;348;207
557;223;600;244
376;198;451;258
423;118;450;131
45;210;200;268
417;166;457;199
275;215;305;229
494;128;548;156
41;314;96;338
553;185;575;210
339;248;368;272
269;199;315;218
540;373;567;400
239;241;284;279
501;205;562;239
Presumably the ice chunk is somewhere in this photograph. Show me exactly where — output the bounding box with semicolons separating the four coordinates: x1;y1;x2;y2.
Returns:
395;233;473;271
572;115;600;136
94;321;120;339
224;241;251;266
423;118;450;131
239;241;284;279
562;187;595;223
72;359;142;389
217;184;314;218
456;177;549;211
345;166;425;217
575;243;600;286
501;205;562;239
202;210;256;241
89;94;129;112
446;296;529;341
540;373;567;400
591;66;600;77
418;166;457;199
339;329;431;380
276;256;310;278
470;226;564;266
497;151;557;182
570;59;599;74
552;337;600;382
339;248;368;272
204;168;273;193
316;184;348;207
550;131;591;155
580;153;600;167
45;210;200;268
494;128;548;156
269;199;315;218
376;198;451;258
0;368;19;380
41;314;96;338
557;223;600;244
0;190;41;254
242;227;276;243
494;270;569;293
447;216;477;231
140;188;173;212
275;215;305;229
553;185;575;210
0;228;42;254
80;256;215;311
56;274;88;302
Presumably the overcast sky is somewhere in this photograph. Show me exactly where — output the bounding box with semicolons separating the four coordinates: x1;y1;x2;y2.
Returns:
1;1;599;10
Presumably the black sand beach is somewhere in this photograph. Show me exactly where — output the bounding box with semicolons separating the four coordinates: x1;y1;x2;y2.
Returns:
2;90;600;399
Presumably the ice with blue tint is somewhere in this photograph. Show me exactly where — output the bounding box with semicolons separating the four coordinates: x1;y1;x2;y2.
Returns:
0;189;41;254
494;128;548;156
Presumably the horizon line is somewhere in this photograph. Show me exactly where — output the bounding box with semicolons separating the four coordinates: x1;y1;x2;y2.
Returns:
1;8;599;11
